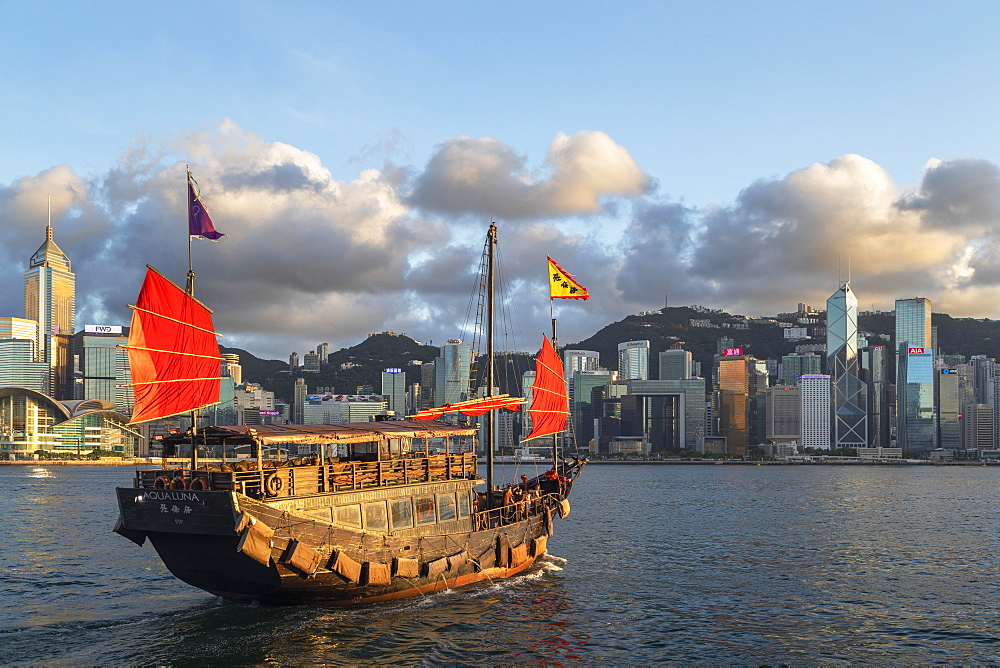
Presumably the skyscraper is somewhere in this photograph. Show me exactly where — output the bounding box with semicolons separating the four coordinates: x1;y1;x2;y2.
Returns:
381;367;406;415
618;340;649;381
799;374;832;450
827;282;867;447
895;297;935;453
435;339;472;420
24;223;75;399
659;347;693;380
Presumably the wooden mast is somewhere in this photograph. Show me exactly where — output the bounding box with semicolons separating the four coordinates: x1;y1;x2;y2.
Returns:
485;222;497;503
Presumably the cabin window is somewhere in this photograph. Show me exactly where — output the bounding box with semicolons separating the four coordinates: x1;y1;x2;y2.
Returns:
390;498;414;530
334;504;362;529
363;501;388;532
457;492;471;519
414;495;436;525
437;493;457;522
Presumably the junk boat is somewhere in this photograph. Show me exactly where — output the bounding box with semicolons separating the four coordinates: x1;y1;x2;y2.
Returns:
114;208;585;605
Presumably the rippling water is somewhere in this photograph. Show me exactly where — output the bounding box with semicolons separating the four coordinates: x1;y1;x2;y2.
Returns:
2;463;999;665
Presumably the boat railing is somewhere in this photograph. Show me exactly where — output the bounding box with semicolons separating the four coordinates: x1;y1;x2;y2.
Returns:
137;452;479;498
472;491;563;530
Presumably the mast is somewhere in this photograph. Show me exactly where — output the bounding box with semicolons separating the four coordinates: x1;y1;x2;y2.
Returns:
485;222;497;499
551;315;558;469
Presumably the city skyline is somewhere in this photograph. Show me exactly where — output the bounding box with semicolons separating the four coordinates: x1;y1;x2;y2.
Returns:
2;3;999;361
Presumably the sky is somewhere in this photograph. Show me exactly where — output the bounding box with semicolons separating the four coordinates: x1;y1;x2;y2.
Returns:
1;1;999;360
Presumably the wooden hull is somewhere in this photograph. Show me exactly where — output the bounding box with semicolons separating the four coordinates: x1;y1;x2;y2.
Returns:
115;485;557;606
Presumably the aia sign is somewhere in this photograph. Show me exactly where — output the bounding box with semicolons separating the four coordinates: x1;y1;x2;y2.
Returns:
908;347;925;354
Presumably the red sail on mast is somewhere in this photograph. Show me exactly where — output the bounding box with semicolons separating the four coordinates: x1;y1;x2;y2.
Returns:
126;266;223;424
410;395;525;421
524;334;569;441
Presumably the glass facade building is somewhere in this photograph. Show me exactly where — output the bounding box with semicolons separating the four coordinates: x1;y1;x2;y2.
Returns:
895;298;936;453
618;341;649;381
24;225;75;399
827;282;867;447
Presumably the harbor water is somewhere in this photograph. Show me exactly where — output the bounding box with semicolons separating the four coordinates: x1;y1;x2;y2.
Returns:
2;463;999;665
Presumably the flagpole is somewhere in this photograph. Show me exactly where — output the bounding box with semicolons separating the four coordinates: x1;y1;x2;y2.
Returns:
185;166;199;472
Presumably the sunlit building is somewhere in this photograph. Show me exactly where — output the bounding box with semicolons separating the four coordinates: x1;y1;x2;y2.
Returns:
0;387;140;457
618;340;649;381
24;224;75;399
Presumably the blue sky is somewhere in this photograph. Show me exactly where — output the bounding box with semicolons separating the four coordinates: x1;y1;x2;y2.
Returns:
2;1;999;359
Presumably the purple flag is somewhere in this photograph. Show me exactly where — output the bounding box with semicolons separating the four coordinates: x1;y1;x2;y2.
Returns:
188;172;225;240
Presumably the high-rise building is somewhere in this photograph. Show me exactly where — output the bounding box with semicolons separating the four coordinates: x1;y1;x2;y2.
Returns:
316;343;329;364
618;340;649;381
74;325;133;415
937;368;961;449
827;282;867;447
625;378;707;451
779;353;822;384
381;368;407;415
715;353;751;456
766;385;801;443
572;370;613;448
24;223;75;399
895;297;935;454
963;403;994;449
859;345;890;447
293;377;308;423
0;338;49;392
302;352;320;372
420;361;436;410
221;353;242;386
800;374;831;450
435;340;472;420
564;350;600;415
659;347;693;380
289;352;299;369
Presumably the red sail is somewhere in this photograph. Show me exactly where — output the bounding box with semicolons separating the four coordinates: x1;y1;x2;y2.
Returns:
410;395;524;421
127;266;222;424
524;335;569;440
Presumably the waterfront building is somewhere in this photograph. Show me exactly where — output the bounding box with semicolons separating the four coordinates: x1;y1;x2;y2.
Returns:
572;370;614;448
381;367;407;415
859;345;890;448
963;403;994;449
624;378;707;451
766;384;801;443
618;341;650;381
895;298;936;454
800;374;831;450
827;282;867;447
659;347;693;380
0;387;140;456
715;352;752;456
74;325;133;415
937;368;961;449
24;223;75;399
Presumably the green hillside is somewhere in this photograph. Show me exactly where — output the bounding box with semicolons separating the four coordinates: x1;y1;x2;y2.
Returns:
230;308;1000;403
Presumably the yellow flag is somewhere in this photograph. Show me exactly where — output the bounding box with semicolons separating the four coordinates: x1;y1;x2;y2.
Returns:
548;256;590;300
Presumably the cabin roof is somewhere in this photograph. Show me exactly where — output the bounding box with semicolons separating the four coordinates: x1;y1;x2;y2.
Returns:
165;420;478;446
